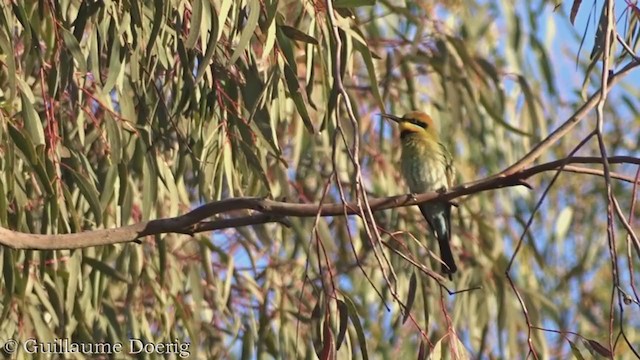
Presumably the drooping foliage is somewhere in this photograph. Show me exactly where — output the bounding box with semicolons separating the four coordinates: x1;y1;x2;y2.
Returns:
0;0;639;358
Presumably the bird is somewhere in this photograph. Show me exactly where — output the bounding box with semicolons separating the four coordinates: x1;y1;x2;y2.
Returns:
381;111;457;275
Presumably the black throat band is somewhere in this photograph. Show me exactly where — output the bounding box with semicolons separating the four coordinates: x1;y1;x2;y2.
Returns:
400;130;413;140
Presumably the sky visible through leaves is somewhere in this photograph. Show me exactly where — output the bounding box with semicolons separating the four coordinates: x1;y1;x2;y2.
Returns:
208;1;640;356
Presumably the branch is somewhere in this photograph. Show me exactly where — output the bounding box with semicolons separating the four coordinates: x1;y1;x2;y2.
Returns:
616;32;640;62
501;59;640;176
599;1;618;355
0;156;639;250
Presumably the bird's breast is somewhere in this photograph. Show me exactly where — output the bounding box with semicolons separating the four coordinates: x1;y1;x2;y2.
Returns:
400;137;448;193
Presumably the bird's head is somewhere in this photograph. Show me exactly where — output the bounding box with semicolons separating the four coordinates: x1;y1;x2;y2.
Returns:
380;111;438;139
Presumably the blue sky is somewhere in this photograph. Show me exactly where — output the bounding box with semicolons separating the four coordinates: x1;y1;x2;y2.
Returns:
553;0;640;111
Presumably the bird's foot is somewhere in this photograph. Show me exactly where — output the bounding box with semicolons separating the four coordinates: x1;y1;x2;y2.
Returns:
436;187;447;194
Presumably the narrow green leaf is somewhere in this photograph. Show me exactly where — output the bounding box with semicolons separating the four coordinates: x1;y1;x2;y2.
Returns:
68;167;103;225
28;303;54;342
529;35;556;95
342;296;369;360
222;134;235;197
261;15;276;64
517;76;542;135
117;162;131;221
589;4;607;60
418;340;426;360
83;257;130;283
101;302;120;339
333;0;375;8
451;336;471;359
64;252;82;315
195;2;218;83
570;0;583;25
0;179;6;226
156;159;179;217
145;0;164;58
479;91;531;137
228;0;259;65
280;25;319;45
104;114;122;164
188;263;204;309
8;122;37;164
103;40;123;93
353;40;384;111
0;21;16;103
216;0;233;42
400;58;416;109
185;0;203;48
11;120;53;192
431;338;444;359
320;319;335;360
12;3;33;54
304;22;317;110
21;94;45;147
39;279;61;325
142;155;158;220
60;27;87;72
219;256;234;309
2;250;15;297
99;165;118;210
568;340;586;360
61;183;81;230
118;81;137;123
241;325;255;360
157;236;166;285
238;140;270;190
554;207;573;241
475;57;506;110
584;339;612;358
403;273;417;324
336;300;348;351
283;62;314;133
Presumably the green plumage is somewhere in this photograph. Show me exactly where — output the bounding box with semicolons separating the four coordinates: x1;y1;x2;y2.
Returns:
400;134;451;192
400;132;457;274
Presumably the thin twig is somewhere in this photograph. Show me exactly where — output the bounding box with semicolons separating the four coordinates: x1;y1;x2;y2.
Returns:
561;165;640;183
332;130;389;310
595;1;618;356
325;0;396;286
501;59;640;176
610;197;640;259
616;32;640;62
325;0;402;321
506;130;596;360
627;166;640;304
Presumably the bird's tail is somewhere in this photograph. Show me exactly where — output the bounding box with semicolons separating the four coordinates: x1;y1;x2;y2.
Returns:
418;203;457;274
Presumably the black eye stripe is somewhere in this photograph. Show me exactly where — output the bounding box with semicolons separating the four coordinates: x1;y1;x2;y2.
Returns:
404;118;428;128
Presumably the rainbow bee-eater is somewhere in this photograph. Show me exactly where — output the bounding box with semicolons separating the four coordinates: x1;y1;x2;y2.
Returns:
381;111;457;275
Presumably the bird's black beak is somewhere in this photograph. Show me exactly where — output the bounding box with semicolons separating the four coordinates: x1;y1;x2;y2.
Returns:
380;113;402;123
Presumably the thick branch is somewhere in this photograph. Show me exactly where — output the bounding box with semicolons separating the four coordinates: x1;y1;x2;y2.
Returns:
0;156;638;250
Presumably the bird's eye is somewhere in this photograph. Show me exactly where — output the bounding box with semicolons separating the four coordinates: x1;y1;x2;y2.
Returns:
412;119;427;128
401;116;428;129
